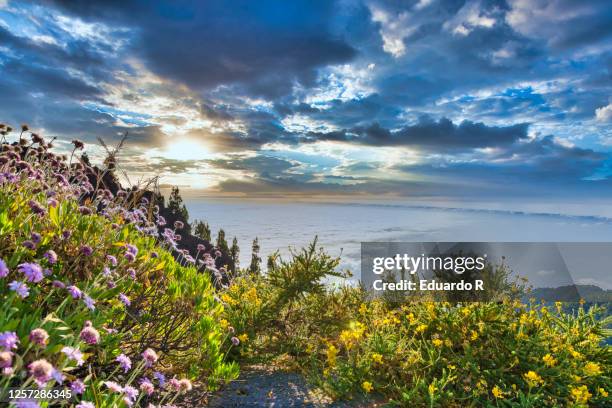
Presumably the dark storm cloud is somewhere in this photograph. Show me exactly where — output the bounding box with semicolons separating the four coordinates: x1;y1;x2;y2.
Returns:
305;118;529;151
45;0;356;97
396;136;608;184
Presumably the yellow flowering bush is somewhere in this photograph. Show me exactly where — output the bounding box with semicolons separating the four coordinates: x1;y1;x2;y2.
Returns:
220;241;610;407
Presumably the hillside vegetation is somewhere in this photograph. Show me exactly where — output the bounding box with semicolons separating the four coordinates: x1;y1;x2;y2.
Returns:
1;124;611;407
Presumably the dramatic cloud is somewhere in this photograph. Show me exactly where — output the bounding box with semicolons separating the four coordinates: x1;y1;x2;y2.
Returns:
0;0;610;201
304;118;529;151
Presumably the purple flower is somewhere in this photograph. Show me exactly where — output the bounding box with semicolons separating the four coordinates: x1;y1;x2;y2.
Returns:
22;240;36;250
62;230;72;240
124;252;135;262
0;259;8;278
28;200;46;215
154;371;166;387
28;359;53;387
52;280;65;289
80;324;100;345
104;381;123;393
168;378;181;391
151;251;158;258
174;220;184;230
0;331;19;350
197;244;206;251
231;337;240;346
70;379;86;394
18;263;44;283
80;245;93;256
83;295;96;311
106;255;117;266
61;346;84;366
78;206;92;215
9;281;29;298
51;368;64;384
116;353;132;373
67;285;82;299
142;348;158;368
43;250;58;264
123;385;138;402
119;293;131;307
107;280;116;289
125;244;138;256
47;198;58;208
14;401;40;408
31;232;41;244
127;268;136;279
0;350;12;368
139;378;155;395
75;402;94;408
29;329;49;347
102;266;112;277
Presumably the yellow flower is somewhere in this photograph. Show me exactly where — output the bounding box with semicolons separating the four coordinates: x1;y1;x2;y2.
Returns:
221;293;236;306
470;330;479;341
583;362;602;376
447;364;456;370
326;344;338;366
406;312;416;324
359;303;368;315
362;381;373;393
542;353;556;367
432;338;443;347
219;319;229;329
570;385;592;405
492;385;504;399
238;333;248;343
415;324;427;334
523;371;543;387
598;387;608;398
371;353;383;364
428;383;437;395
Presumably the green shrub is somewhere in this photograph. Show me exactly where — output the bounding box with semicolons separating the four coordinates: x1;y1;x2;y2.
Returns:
0;140;238;407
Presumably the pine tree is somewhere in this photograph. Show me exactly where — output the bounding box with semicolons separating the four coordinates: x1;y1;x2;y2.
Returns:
249;237;261;275
216;229;229;253
167;186;190;230
230;237;240;272
194;220;212;242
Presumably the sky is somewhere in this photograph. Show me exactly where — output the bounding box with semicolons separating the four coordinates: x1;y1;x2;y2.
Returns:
1;0;611;205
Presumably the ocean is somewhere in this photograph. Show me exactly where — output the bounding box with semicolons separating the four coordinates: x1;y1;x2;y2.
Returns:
182;197;612;278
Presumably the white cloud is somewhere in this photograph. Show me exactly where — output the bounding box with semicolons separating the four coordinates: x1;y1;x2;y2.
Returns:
280;114;339;133
443;0;496;36
506;0;594;41
302;63;376;107
415;0;435;11
369;4;416;57
595;103;612;123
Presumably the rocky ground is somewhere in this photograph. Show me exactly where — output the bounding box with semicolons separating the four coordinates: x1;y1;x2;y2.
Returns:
176;365;381;408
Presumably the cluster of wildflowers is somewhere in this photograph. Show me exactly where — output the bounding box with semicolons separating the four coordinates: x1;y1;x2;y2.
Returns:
0;126;238;406
221;261;611;407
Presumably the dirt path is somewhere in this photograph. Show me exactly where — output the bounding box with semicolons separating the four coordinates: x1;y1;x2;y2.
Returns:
204;365;374;408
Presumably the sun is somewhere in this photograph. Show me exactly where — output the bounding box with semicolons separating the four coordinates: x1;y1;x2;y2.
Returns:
161;138;210;161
